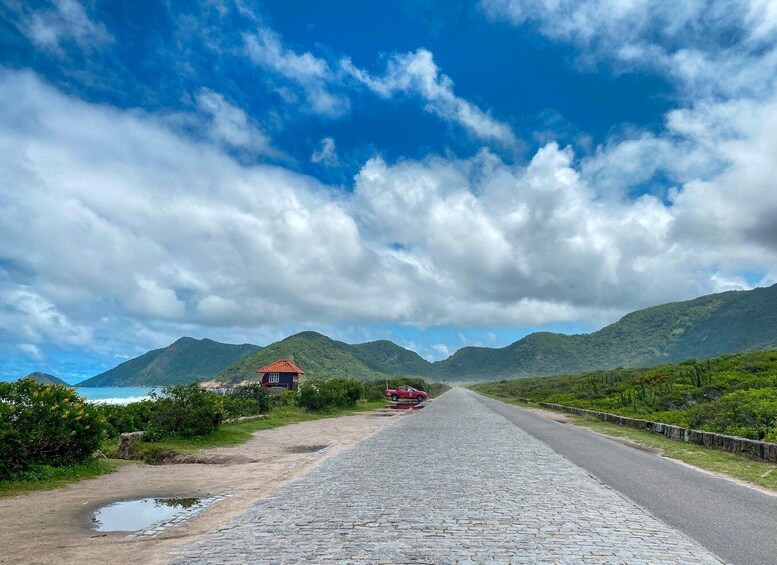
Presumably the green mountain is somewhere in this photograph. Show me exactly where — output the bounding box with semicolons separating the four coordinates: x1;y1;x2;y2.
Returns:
216;331;431;383
83;284;777;386
23;372;70;386
78;337;261;387
433;284;777;381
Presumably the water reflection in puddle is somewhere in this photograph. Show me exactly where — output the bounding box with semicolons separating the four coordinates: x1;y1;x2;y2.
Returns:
91;497;201;532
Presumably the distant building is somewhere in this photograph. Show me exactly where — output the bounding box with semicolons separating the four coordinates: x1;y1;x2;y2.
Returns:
256;359;304;391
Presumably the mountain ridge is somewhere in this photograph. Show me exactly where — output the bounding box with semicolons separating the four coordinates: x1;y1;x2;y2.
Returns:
78;337;261;387
78;284;777;386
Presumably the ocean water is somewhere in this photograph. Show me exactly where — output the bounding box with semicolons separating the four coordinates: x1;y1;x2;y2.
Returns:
0;378;158;404
75;387;158;405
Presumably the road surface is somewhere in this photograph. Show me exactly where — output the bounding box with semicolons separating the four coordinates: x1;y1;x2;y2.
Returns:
477;392;777;565
173;388;727;564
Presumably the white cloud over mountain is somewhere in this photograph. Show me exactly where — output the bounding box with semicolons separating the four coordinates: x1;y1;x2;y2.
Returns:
1;58;775;359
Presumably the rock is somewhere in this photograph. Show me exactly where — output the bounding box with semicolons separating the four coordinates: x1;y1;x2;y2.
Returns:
118;431;146;459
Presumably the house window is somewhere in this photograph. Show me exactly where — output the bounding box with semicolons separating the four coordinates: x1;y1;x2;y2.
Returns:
268;373;280;384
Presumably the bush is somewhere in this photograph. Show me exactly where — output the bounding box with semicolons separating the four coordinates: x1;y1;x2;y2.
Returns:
98;401;154;437
145;383;224;440
0;380;105;479
271;389;298;408
297;378;364;411
222;383;271;419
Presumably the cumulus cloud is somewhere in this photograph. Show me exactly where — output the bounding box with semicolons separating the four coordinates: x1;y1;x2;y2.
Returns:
9;0;113;54
342;49;517;145
310;137;339;167
244;28;349;117
0;66;775;361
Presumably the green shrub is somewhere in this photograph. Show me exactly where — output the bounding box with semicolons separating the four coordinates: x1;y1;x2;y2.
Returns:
145;383;224;440
271;389;298;408
0;380;105;479
297;378;364;411
689;389;777;440
97;400;154;437
222;383;271;419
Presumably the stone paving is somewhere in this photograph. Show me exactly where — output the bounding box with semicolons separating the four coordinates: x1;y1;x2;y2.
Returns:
171;388;723;564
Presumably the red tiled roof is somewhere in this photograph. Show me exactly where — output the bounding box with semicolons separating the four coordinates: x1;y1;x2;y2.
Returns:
256;359;305;375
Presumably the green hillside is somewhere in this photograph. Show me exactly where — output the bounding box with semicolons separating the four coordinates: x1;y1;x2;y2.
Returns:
81;284;777;386
78;337;260;387
350;340;432;375
216;332;431;383
23;372;70;386
434;284;777;381
473;350;777;442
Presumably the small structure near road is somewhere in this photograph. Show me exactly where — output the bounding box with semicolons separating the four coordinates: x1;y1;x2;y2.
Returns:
256;359;304;391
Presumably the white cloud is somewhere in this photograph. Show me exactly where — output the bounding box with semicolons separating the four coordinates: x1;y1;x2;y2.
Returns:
342;49;516;145
13;0;113;54
480;0;777;100
0;284;91;347
194;88;274;155
0;68;775;361
311;137;339;167
17;343;43;360
244;28;349;117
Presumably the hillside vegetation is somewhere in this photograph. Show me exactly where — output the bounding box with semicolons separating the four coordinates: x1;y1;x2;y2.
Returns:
78;337;260;387
216;332;430;383
436;284;777;380
77;285;777;386
474;350;777;442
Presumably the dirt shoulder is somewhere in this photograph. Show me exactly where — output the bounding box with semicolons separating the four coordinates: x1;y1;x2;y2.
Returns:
0;407;408;565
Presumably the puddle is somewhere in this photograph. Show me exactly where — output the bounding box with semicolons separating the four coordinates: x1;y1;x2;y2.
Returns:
90;497;201;532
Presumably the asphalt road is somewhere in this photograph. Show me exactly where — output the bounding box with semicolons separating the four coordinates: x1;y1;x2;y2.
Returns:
475;391;777;565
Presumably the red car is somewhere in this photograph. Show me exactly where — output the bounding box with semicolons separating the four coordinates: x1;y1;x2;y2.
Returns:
385;385;428;403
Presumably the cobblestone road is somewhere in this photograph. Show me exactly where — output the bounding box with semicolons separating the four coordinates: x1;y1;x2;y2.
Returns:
172;388;723;564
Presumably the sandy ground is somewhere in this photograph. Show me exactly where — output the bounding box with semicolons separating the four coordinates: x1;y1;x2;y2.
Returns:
0;407;408;565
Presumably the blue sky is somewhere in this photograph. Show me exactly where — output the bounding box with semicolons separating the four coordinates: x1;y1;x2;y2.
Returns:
1;1;776;381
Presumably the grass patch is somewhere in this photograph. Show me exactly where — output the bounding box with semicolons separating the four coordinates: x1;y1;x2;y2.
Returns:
571;414;777;491
0;458;130;498
108;400;386;458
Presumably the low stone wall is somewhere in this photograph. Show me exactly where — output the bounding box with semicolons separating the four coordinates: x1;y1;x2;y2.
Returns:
539;402;777;463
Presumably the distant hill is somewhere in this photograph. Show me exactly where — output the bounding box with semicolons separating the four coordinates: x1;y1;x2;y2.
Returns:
433;284;777;381
23;372;70;386
82;284;777;386
78;337;261;387
216;331;431;383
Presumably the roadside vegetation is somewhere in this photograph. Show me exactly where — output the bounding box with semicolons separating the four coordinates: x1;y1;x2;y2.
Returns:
474;350;777;442
1;376;448;495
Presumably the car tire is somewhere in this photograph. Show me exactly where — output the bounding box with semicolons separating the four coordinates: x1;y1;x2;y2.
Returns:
391;394;398;402
417;395;424;404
